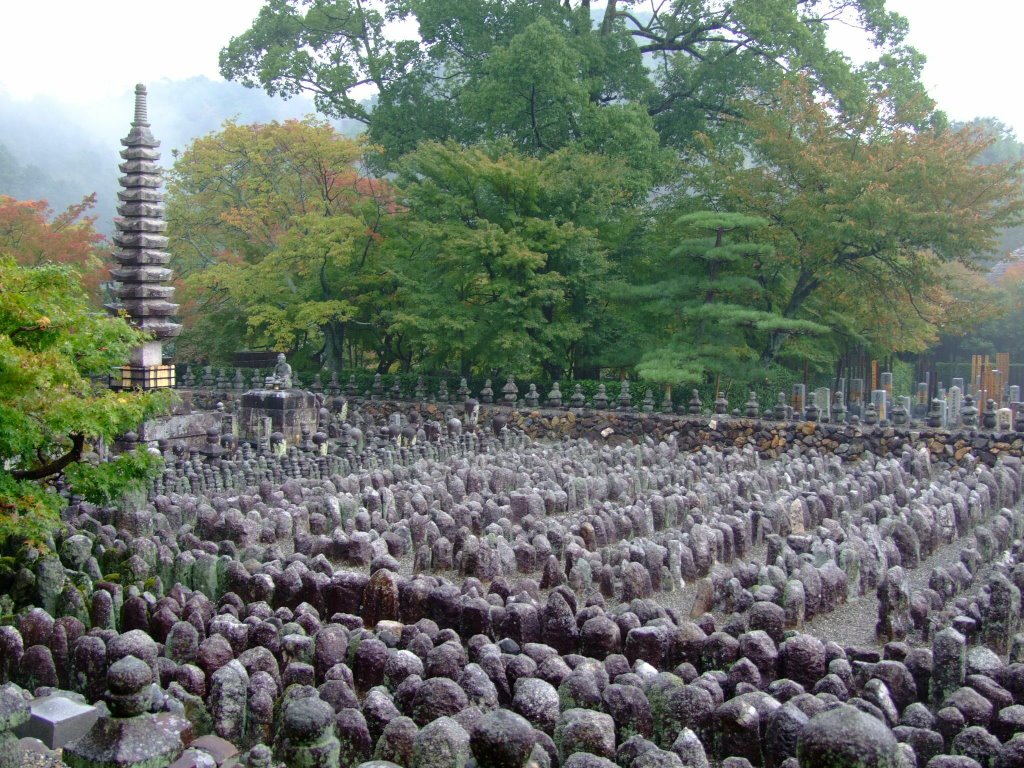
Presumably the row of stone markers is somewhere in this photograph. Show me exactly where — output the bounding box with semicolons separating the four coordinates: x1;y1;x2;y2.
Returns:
156;366;1024;476
1;406;1024;766
176;364;1024;433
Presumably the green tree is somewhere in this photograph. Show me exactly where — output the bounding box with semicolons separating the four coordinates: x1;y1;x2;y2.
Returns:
619;211;824;388
0;257;167;545
388;141;635;378
166;119;397;369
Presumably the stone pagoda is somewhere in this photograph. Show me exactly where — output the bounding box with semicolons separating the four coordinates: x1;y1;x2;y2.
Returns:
106;83;180;389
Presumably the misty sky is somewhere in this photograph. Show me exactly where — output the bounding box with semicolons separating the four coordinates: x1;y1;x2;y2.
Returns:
1;0;1022;136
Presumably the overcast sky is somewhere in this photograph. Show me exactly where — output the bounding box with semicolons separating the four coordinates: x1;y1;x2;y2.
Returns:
1;0;1021;135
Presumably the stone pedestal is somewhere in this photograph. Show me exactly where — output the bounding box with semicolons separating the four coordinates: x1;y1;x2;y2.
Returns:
63;655;186;768
138;410;222;450
240;389;318;445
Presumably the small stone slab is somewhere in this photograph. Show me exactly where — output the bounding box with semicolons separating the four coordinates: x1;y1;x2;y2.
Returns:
14;695;99;749
190;734;239;764
169;748;217;768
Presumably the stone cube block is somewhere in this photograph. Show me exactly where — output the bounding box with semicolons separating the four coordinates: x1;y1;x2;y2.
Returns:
14;695;99;749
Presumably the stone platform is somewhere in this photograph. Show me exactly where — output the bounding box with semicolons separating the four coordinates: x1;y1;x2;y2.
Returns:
239;388;318;444
139;410;222;450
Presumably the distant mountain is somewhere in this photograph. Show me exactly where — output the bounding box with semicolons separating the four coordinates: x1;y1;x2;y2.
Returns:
0;77;363;234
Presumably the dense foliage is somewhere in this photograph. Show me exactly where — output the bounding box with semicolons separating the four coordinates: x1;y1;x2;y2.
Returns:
160;1;1024;388
0;256;167;546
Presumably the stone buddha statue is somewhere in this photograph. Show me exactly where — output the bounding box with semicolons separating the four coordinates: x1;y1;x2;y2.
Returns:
266;353;293;389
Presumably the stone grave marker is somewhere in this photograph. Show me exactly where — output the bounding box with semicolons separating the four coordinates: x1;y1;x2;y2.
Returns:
871;389;887;423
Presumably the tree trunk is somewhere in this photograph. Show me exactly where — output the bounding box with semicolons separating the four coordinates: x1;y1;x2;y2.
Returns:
600;0;618;34
12;433;85;481
542;360;564;381
323;320;346;371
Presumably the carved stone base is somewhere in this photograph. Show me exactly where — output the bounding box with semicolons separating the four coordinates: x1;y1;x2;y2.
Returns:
240;388;318;445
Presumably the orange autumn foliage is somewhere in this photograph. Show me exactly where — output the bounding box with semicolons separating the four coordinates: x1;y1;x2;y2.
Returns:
695;78;1024;361
0;194;108;302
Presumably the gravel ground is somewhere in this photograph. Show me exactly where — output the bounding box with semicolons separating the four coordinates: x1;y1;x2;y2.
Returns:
787;521;1005;649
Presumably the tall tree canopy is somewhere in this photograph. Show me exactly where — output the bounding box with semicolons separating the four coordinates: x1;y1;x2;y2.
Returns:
220;0;936;162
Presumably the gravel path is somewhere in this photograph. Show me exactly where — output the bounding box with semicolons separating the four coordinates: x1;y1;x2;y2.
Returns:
799;519;1006;649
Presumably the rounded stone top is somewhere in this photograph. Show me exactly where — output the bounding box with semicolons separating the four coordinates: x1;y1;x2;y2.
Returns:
283;696;334;740
0;683;30;731
246;744;273;768
107;628;158;665
470;709;536;768
798;704;900;768
107;655;153;694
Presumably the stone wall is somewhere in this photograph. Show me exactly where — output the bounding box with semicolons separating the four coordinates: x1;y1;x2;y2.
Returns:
164;388;1024;465
349;399;1024;466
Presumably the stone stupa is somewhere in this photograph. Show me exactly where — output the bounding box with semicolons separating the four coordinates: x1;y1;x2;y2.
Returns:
106;83;180;389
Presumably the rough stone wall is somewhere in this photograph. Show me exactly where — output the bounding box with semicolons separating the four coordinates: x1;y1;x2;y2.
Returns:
351;400;1024;466
164;389;1024;465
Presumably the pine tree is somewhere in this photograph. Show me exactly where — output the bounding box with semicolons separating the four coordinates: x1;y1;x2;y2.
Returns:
626;212;825;386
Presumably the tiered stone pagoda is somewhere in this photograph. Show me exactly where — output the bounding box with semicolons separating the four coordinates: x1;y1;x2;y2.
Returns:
106;83;180;389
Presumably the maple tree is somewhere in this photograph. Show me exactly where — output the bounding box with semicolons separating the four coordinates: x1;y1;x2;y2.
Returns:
692;80;1024;365
0;194;108;301
0;257;167;545
166;118;398;369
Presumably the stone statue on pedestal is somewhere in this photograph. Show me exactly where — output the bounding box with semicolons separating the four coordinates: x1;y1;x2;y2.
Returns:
265;353;293;390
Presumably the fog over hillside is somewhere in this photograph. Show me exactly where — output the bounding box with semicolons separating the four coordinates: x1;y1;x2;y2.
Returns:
0;76;362;234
